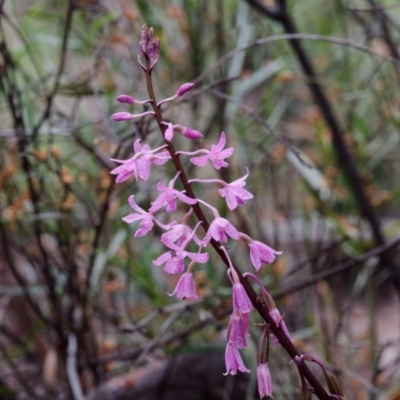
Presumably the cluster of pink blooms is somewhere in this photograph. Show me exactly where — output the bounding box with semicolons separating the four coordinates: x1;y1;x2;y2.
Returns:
110;24;291;399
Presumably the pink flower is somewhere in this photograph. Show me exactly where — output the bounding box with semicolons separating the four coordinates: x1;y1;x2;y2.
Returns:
248;240;282;271
169;272;197;300
122;195;173;237
149;172;197;213
218;168;254;210
110;139;170;183
161;223;202;248
232;282;254;314
257;363;273;399
202;217;241;245
122;195;155;237
153;245;209;275
227;313;249;349
270;308;292;346
191;131;234;169
224;343;250;375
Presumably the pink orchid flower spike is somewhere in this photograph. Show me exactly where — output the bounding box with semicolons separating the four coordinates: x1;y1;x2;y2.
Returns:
110;139;170;183
149;171;197;213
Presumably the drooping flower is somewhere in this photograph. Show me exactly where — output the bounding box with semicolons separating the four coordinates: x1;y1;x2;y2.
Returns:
248;240;282;271
257;363;273;399
168;272;197;300
224;342;250;375
110;139;170;183
218;168;254;210
191;131;234;169
227;312;249;349
232;282;254;314
149;171;197;213
202;217;241;245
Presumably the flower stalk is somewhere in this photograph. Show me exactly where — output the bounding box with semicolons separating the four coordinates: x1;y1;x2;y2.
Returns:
110;25;334;400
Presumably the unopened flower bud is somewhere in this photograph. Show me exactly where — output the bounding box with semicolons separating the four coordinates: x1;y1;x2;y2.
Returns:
111;112;133;121
153;38;160;56
148;26;155;41
164;123;174;142
181;127;203;139
138;23;149;55
176;83;194;96
116;95;135;104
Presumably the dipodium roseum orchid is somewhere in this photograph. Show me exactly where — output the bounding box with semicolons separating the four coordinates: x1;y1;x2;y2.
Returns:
177;131;234;169
161;209;202;247
257;363;273;399
227;312;248;349
110;139;170;183
224;343;251;376
149;171;197;213
122;195;173;237
168;272;197;300
109;24;335;400
240;233;282;271
153;222;209;274
190;167;254;211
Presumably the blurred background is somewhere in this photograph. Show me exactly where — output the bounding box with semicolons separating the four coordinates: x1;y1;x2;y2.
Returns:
1;0;400;399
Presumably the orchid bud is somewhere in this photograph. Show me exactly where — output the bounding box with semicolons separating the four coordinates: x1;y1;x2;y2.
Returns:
111;112;133;121
176;83;194;96
147;41;155;58
148;26;155;41
153;38;160;57
138;23;149;56
181;127;203;140
164;123;174;142
116;95;135;104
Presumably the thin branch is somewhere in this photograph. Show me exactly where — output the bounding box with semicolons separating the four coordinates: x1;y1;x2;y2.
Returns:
31;1;75;138
194;33;400;84
274;235;400;299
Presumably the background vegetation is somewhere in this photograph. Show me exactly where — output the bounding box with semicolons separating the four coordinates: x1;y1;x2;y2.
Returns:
1;0;400;398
